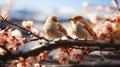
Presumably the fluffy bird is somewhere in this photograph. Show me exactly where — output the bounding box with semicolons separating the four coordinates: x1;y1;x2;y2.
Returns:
111;13;120;44
44;16;72;39
70;15;97;39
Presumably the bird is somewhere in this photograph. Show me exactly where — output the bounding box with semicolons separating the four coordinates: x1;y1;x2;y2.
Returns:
44;16;72;39
70;15;97;40
111;29;120;44
111;13;120;44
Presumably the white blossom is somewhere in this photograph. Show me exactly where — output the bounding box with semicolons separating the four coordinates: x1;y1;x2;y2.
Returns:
0;10;9;19
31;27;39;35
22;20;33;29
83;2;90;12
11;29;22;38
94;21;117;38
34;63;40;67
96;5;103;12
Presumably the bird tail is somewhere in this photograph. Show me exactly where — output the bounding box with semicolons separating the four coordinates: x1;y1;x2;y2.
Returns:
66;35;73;39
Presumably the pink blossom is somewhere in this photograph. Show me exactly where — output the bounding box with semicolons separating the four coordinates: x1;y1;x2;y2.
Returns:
22;20;33;29
94;21;117;38
11;29;22;38
96;5;103;12
69;49;82;62
54;49;69;64
34;63;40;67
105;7;114;13
0;10;9;19
31;27;39;35
83;2;90;12
0;48;6;55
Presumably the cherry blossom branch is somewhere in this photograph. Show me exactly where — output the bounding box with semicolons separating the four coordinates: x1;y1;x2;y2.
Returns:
0;15;49;41
6;20;49;41
0;40;119;61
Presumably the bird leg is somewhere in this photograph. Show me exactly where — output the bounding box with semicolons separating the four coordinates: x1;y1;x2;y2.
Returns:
110;33;114;43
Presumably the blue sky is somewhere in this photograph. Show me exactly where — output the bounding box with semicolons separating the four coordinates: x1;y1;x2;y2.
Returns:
0;0;120;20
0;0;119;9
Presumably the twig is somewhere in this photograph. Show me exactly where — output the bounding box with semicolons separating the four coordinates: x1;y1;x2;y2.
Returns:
99;51;108;61
113;0;119;12
28;38;40;42
46;60;120;67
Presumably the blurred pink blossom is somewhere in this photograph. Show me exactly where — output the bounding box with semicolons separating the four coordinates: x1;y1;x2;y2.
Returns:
22;20;33;29
83;2;90;12
96;5;103;12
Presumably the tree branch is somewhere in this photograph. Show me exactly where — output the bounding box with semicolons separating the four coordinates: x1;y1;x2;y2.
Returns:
45;60;120;67
5;20;49;41
0;40;119;60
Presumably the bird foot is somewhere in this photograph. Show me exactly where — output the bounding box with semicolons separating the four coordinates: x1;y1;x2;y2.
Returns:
74;38;79;40
110;36;114;43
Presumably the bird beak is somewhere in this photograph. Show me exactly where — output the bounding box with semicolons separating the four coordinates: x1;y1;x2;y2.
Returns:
69;19;73;20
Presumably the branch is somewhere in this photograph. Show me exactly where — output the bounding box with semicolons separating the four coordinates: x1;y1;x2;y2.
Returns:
5;20;49;41
0;15;49;41
45;60;120;67
1;40;119;60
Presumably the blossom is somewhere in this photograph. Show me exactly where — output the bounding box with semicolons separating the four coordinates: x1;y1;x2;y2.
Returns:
26;56;38;64
0;10;9;20
114;12;120;23
11;29;22;38
0;48;6;55
0;28;25;51
87;12;99;24
31;27;39;35
93;21;117;38
105;7;114;13
93;23;103;37
69;49;82;62
22;20;33;29
54;48;69;64
34;63;40;67
22;20;40;35
83;2;90;12
10;57;42;67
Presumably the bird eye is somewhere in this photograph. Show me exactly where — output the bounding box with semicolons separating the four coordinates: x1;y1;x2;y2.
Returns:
54;19;57;22
75;18;78;20
52;18;58;22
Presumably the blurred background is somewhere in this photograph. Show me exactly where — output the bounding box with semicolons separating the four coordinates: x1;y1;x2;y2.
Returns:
0;0;120;38
0;0;120;22
0;0;120;36
0;0;120;63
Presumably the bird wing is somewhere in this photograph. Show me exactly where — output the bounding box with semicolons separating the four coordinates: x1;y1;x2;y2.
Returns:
81;19;97;40
56;23;67;35
56;23;73;39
